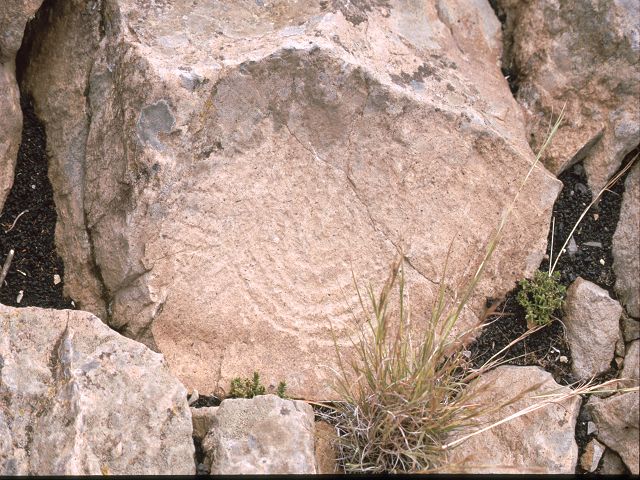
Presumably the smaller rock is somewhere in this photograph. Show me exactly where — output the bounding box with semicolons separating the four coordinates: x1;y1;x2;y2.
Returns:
567;236;578;256
446;366;581;473
563;278;623;379
587;392;639;474
582;241;603;248
190;407;219;441
187;389;199;406
587;421;597;435
580;438;605;472
559;355;568;364
314;421;339;474
202;395;316;474
613;163;640;318
620;340;639;386
599;448;627;475
622;315;640;343
53;274;61;285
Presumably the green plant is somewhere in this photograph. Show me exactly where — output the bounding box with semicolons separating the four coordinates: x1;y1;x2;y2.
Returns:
228;372;287;399
516;270;566;327
314;109;639;473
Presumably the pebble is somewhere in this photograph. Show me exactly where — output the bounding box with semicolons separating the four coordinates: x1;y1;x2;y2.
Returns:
559;355;568;363
16;290;23;303
583;241;603;248
599;259;605;265
53;274;61;285
587;421;598;435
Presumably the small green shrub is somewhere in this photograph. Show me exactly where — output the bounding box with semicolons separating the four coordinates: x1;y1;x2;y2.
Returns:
517;270;566;326
228;372;287;399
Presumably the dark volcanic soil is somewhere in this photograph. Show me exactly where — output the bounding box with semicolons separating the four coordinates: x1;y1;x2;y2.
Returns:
0;96;73;309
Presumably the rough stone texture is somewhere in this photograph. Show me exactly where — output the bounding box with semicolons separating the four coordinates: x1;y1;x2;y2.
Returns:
447;365;581;474
0;0;44;210
202;395;316;474
613;162;640;318
497;0;640;194
623;314;640;342
314;421;338;474
587;391;639;474
599;448;628;475
563;277;623;379
21;0;561;399
580;438;605;473
191;406;219;441
0;304;195;475
620;340;639;385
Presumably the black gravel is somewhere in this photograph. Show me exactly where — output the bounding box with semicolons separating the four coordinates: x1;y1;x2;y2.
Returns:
0;96;73;309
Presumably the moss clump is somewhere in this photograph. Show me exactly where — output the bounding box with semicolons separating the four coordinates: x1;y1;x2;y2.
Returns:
228;372;287;399
517;270;566;326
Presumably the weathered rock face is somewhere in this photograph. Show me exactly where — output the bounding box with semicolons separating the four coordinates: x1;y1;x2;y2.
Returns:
202;395;316;474
563;277;622;379
613;162;639;318
0;304;195;475
587;391;639;474
621;340;639;385
497;0;640;194
0;0;43;210
580;438;605;473
20;0;561;399
447;365;581;474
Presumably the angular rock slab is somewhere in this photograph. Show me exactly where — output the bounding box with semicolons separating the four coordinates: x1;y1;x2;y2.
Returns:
202;395;316;474
21;0;561;399
587;391;639;474
0;0;44;210
0;304;195;475
447;365;581;474
613;162;640;318
497;0;640;193
563;277;622;379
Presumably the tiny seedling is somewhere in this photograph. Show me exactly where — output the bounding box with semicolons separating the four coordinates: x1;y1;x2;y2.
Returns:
228;371;287;399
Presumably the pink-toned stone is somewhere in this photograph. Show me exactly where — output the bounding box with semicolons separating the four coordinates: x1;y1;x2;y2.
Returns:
0;0;44;210
563;277;623;379
613;162;640;318
497;0;640;194
447;366;581;474
588;391;639;474
21;0;561;400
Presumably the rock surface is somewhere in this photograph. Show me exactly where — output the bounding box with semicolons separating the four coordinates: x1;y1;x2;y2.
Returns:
0;304;195;475
0;0;43;210
446;365;581;474
623;315;640;342
621;340;639;385
580;438;605;473
563;277;622;379
599;448;628;475
613;162;639;318
497;0;640;194
314;421;338;474
20;0;561;399
191;406;219;441
587;391;639;474
202;394;316;474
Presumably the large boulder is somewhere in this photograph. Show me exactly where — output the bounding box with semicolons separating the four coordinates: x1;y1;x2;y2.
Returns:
497;0;640;194
20;0;561;399
0;304;195;475
613;162;639;318
563;277;622;379
447;365;581;474
0;0;43;210
202;394;316;474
